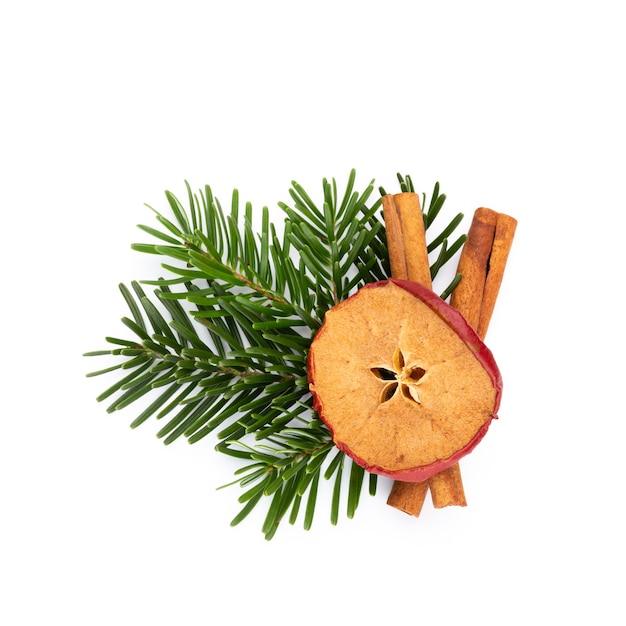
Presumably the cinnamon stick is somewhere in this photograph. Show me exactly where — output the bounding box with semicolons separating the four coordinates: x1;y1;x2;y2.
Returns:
450;208;499;329
381;193;431;287
385;479;430;517
381;195;409;280
384;198;517;516
476;213;518;339
427;208;517;511
429;463;466;508
451;208;517;336
383;193;434;516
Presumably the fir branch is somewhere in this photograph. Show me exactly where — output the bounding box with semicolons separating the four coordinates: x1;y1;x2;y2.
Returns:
85;170;466;539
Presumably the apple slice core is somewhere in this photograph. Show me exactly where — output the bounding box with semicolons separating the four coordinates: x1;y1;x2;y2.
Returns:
307;279;502;482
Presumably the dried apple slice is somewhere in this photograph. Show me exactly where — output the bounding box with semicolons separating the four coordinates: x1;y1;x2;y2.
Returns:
307;279;502;482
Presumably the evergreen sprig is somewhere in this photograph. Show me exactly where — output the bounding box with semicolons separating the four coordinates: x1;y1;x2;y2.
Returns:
85;170;466;539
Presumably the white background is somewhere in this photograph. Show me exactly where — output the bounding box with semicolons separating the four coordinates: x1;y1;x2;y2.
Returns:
2;1;624;624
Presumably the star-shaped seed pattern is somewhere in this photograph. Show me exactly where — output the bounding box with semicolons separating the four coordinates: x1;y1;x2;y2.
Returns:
371;347;426;405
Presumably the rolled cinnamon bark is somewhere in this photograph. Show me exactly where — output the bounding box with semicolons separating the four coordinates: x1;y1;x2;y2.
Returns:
429;462;466;508
381;193;431;287
383;193;435;516
476;213;518;339
386;479;430;516
427;208;516;510
450;208;498;328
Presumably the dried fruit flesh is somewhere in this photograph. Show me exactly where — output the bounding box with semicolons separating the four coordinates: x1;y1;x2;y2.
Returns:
308;279;502;482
